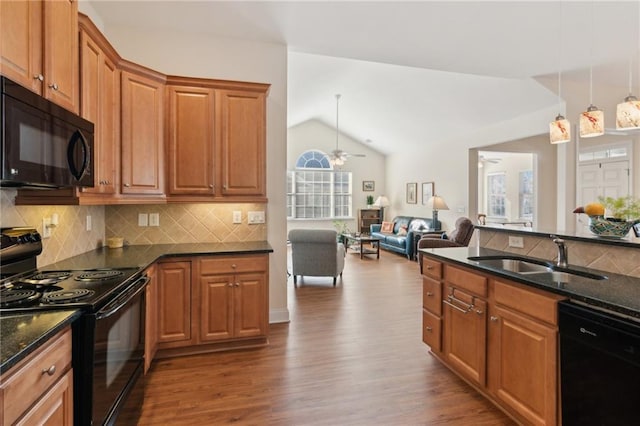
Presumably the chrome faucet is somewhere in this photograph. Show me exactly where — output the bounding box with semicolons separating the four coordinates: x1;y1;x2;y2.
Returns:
553;237;568;268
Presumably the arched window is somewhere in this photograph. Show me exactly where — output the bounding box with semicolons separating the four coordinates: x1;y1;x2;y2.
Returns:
287;150;352;219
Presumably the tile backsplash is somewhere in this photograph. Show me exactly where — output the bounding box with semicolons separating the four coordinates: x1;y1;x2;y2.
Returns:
478;229;640;278
1;189;267;267
0;189;105;267
105;203;267;244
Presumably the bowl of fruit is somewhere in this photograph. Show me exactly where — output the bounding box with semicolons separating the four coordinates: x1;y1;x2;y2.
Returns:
574;198;640;238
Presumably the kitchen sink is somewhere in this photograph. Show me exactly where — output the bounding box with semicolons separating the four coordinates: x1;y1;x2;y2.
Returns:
467;255;608;281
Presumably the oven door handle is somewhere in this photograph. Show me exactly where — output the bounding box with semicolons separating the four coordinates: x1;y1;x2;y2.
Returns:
96;276;148;320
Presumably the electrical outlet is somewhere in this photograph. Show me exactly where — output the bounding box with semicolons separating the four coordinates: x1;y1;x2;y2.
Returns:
248;211;265;224
138;213;148;227
457;206;465;213
149;213;160;227
42;218;52;238
508;236;524;248
233;211;242;224
86;215;92;231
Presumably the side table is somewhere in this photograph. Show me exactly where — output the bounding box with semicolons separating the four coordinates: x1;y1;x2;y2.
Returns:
412;230;446;261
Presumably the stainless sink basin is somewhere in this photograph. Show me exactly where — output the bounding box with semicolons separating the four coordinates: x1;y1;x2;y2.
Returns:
467;255;608;282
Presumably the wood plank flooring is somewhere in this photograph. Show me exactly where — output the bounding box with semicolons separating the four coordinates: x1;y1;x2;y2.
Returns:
137;249;514;425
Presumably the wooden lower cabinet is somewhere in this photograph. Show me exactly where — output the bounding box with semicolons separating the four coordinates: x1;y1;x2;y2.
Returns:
144;264;158;374
423;257;564;426
157;260;193;348
0;327;73;426
152;254;269;359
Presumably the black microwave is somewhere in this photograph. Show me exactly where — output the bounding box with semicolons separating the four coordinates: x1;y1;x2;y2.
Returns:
1;76;94;188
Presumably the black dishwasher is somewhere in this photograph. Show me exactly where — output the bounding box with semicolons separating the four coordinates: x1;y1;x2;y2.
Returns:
558;301;640;425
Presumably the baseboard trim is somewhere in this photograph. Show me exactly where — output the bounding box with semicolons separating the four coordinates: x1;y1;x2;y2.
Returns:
269;307;290;323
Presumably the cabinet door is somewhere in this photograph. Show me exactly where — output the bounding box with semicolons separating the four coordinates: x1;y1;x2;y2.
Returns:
144;265;158;374
43;0;78;113
167;85;216;195
79;31;118;195
443;288;487;386
15;369;73;426
488;305;558;426
234;272;268;338
157;261;192;346
121;70;164;195
0;0;42;93
218;89;266;196
199;274;234;342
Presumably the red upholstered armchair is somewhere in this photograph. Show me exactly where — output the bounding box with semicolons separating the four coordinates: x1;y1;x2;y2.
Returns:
417;217;474;274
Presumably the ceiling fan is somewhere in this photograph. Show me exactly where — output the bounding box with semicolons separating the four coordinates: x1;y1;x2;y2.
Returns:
329;94;366;166
478;155;501;168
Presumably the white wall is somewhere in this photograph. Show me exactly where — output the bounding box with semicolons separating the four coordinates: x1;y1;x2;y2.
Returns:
81;17;290;323
287;120;386;233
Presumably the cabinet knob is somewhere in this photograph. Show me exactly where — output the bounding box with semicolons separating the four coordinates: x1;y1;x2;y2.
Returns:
209;184;214;189
124;183;130;187
223;185;227;190
475;309;484;315
426;292;434;297
231;264;237;269
48;82;59;91
234;283;239;287
33;74;44;81
426;265;433;270
425;326;433;332
228;283;233;287
490;316;499;322
42;365;56;376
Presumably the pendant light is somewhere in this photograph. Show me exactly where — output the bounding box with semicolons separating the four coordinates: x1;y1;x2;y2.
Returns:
616;3;640;130
550;1;570;144
579;1;604;138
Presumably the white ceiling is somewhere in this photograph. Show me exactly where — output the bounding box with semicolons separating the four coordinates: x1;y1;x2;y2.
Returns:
89;1;640;155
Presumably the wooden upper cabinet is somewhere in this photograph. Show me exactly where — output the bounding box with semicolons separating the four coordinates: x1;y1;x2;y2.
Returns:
121;67;165;196
0;0;42;93
167;85;216;195
79;22;120;195
43;0;78;112
0;0;78;113
218;89;266;197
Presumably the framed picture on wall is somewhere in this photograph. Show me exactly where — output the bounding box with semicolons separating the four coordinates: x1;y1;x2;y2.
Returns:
406;182;417;204
363;181;375;191
422;182;434;205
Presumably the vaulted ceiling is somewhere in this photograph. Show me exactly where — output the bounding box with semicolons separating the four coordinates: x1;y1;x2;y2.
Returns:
89;1;640;155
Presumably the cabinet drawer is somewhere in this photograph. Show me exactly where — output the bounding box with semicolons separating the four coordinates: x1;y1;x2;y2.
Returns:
1;327;72;425
199;254;268;275
422;309;442;352
422;258;442;280
493;279;563;326
444;264;487;297
423;277;442;316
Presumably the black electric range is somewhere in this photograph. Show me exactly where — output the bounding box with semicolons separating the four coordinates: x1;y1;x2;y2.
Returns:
1;267;141;313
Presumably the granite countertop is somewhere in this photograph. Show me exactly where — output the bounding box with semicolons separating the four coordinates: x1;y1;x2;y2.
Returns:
41;241;274;272
2;241;273;374
420;246;640;319
0;310;81;374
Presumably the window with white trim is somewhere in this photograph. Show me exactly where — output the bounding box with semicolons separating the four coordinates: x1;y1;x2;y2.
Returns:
487;172;506;218
287;150;352;219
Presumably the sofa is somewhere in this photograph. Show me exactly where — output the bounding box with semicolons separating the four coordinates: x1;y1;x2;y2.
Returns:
370;216;440;259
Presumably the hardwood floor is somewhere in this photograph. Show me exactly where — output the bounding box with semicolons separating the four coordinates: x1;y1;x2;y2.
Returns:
137;249;514;425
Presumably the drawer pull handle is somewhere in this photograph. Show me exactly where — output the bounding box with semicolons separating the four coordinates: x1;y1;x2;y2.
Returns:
42;365;56;376
443;299;469;314
490;316;499;322
447;294;473;311
425;326;433;332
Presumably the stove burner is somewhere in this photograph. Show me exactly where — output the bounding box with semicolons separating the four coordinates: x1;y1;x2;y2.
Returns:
75;270;124;282
28;271;72;284
0;288;41;307
41;289;95;304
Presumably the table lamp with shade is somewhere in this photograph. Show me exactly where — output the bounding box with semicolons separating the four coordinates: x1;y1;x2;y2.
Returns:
373;195;390;221
426;195;449;230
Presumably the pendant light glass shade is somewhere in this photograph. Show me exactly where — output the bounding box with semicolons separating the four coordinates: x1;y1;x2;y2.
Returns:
616;95;640;130
579;105;604;138
550;114;571;144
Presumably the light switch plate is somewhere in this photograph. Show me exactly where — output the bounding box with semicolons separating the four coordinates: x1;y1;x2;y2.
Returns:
86;215;92;231
233;211;242;224
508;236;524;248
42;218;52;238
248;211;265;224
149;213;160;227
138;213;148;227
